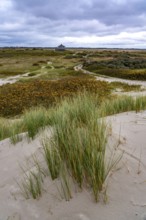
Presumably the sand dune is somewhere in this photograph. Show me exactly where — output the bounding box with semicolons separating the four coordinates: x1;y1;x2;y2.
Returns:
0;111;146;220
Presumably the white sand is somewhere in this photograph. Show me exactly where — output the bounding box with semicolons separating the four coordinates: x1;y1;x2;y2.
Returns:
0;111;146;220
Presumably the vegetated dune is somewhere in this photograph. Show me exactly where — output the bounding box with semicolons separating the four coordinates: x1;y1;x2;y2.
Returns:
75;64;146;88
0;111;146;220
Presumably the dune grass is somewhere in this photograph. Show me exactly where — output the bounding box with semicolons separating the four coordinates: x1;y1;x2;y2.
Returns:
59;164;72;201
0;93;146;142
1;91;146;201
23;107;50;139
9;121;23;144
43;140;61;180
24;93;146;201
99;95;146;117
1;48;146;201
0;118;24;143
18;168;43;199
0;118;11;140
42;92;111;201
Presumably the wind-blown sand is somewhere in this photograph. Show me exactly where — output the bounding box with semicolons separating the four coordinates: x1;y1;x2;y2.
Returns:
0;111;146;220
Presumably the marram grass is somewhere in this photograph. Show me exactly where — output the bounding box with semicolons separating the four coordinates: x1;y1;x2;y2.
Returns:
23;107;50;139
42;93;146;201
43;92;109;201
99;95;146;117
1;92;146;201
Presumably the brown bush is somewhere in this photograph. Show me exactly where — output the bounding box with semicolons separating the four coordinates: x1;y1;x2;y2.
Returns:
0;77;111;117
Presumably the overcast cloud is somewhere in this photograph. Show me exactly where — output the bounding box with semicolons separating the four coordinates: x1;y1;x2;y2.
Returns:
0;0;146;48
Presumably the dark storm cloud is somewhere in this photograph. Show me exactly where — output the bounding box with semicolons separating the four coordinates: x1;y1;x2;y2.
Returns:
1;0;146;47
12;0;146;26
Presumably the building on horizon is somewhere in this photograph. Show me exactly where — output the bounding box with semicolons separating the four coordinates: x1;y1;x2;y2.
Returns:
55;44;66;51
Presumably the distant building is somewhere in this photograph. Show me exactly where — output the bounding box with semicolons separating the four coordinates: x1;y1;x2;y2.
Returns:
55;44;66;51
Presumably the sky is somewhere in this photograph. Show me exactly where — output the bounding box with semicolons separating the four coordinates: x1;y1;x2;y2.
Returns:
1;0;146;48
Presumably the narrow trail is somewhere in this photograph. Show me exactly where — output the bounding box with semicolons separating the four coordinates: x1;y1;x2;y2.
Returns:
0;72;29;86
1;62;146;98
75;64;146;88
75;64;146;96
0;61;53;86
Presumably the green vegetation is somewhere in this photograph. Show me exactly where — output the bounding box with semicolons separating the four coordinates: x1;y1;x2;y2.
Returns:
84;67;146;80
83;51;146;80
0;118;23;142
99;96;146;116
1;48;146;82
0;118;11;140
9;122;23;144
1;48;146;202
46;93;108;201
110;81;142;92
84;57;146;70
23;107;50;139
1;92;146;201
59;165;72;201
1;93;146;142
0;77;111;117
18;166;44;199
0;48;74;77
43;140;61;180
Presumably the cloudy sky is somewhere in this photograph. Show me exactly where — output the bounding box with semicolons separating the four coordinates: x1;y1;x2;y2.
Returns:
1;0;146;48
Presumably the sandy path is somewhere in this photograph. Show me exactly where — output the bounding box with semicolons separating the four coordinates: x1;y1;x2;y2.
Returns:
0;111;146;220
0;61;54;86
0;72;29;86
75;64;146;89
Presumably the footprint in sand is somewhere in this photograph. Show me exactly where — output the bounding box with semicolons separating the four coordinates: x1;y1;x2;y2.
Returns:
7;213;21;220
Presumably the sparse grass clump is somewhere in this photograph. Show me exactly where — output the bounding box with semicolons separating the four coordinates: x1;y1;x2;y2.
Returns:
23;107;50;139
19;169;43;199
10;121;23;144
134;96;146;112
43;141;61;180
0;118;23;142
99;95;146;116
43;92;108;201
41;93;146;201
0;118;11;140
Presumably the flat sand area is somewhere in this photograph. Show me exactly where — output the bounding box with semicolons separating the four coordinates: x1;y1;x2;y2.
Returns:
0;111;146;220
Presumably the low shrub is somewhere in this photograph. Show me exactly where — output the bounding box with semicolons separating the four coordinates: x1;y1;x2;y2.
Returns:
0;77;111;117
83;58;146;80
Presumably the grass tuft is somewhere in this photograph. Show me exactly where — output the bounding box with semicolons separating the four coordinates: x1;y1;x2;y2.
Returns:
42;139;61;180
0;118;11;140
23;107;50;139
1;91;146;202
18;166;43;199
44;92;108;201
